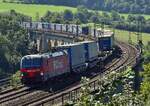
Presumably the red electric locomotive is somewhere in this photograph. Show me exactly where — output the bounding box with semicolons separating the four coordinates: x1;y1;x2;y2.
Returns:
20;51;69;82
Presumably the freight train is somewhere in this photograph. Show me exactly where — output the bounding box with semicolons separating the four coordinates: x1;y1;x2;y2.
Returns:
20;40;113;83
21;22;114;39
20;22;114;83
22;22;114;51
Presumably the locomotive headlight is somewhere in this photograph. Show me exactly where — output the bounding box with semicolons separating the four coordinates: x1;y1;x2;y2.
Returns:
85;63;88;68
40;72;44;76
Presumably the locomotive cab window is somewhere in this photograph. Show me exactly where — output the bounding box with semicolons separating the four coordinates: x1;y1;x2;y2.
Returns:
21;57;42;68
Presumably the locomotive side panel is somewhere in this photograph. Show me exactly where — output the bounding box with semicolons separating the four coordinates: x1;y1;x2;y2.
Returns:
42;52;70;80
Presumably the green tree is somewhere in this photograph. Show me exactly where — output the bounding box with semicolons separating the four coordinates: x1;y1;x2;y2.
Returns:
41;11;52;22
0;11;30;73
141;63;150;101
63;9;73;21
111;11;121;21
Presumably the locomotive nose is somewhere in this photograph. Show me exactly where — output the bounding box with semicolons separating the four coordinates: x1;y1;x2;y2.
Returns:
21;68;41;78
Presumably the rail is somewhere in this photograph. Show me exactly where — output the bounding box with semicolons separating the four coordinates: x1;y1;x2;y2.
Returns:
29;42;141;106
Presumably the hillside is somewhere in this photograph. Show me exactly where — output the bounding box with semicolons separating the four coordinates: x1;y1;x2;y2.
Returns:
0;2;77;20
1;2;150;20
5;0;150;15
0;2;150;45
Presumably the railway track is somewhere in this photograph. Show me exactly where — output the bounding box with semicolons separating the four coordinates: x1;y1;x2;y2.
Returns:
28;42;140;106
0;77;11;91
0;78;10;86
0;41;140;106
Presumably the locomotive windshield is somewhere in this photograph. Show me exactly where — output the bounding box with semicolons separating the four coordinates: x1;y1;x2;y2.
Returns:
21;57;42;69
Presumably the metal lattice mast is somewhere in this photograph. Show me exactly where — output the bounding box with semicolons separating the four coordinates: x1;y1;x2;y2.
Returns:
137;19;143;45
128;22;132;44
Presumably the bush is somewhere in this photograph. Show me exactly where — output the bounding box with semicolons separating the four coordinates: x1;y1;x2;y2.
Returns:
10;71;21;88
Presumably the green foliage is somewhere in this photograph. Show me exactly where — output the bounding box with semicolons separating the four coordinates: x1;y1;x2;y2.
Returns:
143;52;150;64
145;95;150;106
69;67;144;106
0;11;30;73
111;11;121;21
63;9;73;21
143;44;150;64
10;70;21;88
76;77;94;106
140;64;150;101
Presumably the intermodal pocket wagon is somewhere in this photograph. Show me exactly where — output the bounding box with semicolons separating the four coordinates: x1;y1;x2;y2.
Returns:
81;41;99;68
56;43;87;72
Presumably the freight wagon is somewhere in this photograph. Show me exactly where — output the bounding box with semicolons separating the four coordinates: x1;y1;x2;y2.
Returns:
68;24;73;33
42;22;50;30
55;24;62;32
56;43;87;72
98;33;114;51
72;25;79;35
81;41;99;68
31;22;38;29
82;26;89;35
50;23;55;31
62;24;68;32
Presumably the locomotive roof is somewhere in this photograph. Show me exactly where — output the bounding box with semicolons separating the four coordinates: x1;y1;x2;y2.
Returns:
22;51;67;60
22;54;42;60
22;55;43;59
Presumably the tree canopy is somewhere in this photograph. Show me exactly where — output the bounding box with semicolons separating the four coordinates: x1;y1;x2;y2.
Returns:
0;10;31;73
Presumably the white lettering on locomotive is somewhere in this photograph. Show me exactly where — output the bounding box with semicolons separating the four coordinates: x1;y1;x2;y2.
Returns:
53;60;63;70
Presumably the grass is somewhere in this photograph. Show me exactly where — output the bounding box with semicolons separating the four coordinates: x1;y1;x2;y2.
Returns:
1;2;150;20
86;23;150;45
98;11;150;20
115;29;150;45
0;2;77;20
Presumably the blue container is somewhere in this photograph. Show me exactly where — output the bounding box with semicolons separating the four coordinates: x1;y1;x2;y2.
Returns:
82;27;89;35
98;36;112;51
82;41;98;62
56;43;86;71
